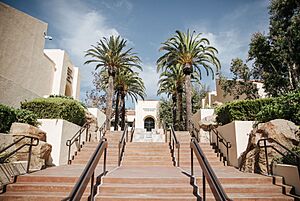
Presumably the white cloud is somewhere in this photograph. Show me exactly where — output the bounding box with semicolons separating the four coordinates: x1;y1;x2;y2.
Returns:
139;63;159;100
42;0;120;100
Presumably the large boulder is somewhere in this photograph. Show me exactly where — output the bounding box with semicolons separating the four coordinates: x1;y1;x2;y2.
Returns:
239;119;300;174
14;140;53;170
199;115;218;131
10;123;47;142
85;111;99;142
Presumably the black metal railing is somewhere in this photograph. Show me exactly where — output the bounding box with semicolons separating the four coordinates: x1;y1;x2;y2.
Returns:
63;137;108;201
190;137;232;201
130;119;135;142
209;127;232;166
257;137;300;176
189;120;200;142
169;125;180;167
66;123;90;164
118;124;128;166
0;135;39;174
98;121;107;139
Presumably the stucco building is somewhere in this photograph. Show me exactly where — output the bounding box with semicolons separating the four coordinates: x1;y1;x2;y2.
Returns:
0;2;80;107
202;78;267;108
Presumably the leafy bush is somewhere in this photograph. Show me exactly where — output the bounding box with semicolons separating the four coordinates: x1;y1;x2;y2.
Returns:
216;98;275;125
21;97;86;126
49;95;87;108
216;91;300;125
273;146;300;166
15;109;39;127
0;104;40;133
0;104;16;133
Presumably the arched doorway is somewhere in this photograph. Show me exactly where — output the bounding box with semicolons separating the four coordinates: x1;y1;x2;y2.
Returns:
144;117;155;132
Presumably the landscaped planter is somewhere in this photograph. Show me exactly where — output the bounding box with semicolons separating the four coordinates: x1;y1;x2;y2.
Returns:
273;163;300;195
215;121;255;167
38;119;82;166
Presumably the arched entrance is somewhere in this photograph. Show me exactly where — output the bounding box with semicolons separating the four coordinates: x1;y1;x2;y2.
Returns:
144;117;155;132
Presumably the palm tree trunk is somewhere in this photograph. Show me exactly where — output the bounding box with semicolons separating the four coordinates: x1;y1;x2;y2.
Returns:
114;90;120;131
172;94;177;130
177;92;183;130
121;93;126;131
106;75;114;130
185;74;192;131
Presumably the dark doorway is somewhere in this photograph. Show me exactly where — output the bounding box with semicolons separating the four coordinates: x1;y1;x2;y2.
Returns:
144;117;155;132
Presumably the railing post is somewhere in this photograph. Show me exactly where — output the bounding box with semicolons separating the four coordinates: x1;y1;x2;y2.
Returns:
226;142;230;166
191;147;194;176
78;133;81;151
118;143;121;166
177;146;180;167
68;144;71;165
27;138;33;173
203;172;206;201
103;146;107;174
263;139;270;175
86;124;89;142
90;171;95;201
216;134;219;157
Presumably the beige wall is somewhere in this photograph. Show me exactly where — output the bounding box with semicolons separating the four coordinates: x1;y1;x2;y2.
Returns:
38;119;82;166
215;121;254;167
0;3;55;107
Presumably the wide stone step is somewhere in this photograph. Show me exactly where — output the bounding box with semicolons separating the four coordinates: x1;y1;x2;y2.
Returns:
96;194;197;201
99;184;193;194
6;182;90;192
197;184;282;194
0;191;89;201
102;177;189;184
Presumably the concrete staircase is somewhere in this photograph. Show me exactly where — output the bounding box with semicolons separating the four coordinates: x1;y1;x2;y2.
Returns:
176;131;294;200
96;141;197;200
0;131;120;201
0;130;295;200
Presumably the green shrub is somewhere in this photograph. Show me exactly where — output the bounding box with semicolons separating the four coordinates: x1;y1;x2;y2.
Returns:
0;104;16;133
15;109;39;127
21;97;86;126
216;98;275;125
216;91;300;125
273;146;300;166
49;95;87;108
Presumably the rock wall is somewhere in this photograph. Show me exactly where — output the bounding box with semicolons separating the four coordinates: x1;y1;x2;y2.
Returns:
239;119;300;174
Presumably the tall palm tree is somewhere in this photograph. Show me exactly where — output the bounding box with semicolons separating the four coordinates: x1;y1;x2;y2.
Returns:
85;35;142;130
117;70;146;130
157;30;220;130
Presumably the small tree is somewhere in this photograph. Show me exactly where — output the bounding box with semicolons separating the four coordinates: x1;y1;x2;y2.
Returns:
219;58;259;100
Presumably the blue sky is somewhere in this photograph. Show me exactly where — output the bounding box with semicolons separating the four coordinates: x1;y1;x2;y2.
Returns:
2;0;269;104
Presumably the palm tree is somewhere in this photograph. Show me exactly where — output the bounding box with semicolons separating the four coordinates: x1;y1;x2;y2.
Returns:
85;35;142;130
117;70;146;130
157;30;220;130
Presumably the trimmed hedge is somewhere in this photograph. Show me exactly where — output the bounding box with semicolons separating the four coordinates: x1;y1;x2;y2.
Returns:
216;98;275;125
0;104;16;133
21;97;86;126
216;92;300;125
0;104;39;133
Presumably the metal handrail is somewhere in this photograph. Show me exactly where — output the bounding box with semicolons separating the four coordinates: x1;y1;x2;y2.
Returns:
190;137;232;201
98;121;107;139
210;127;232;166
0;135;39;174
130;119;135;142
118;124;128;166
66;123;90;164
257;137;300;176
189;120;200;142
169;125;180;167
63;137;108;201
